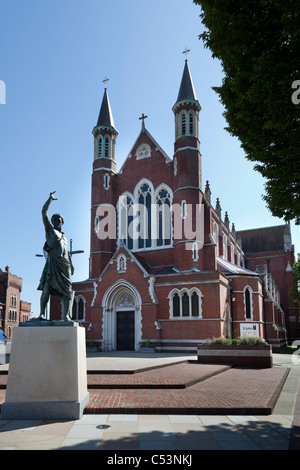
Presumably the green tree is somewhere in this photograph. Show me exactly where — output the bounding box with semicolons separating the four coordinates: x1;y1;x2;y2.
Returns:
290;253;300;303
194;0;300;223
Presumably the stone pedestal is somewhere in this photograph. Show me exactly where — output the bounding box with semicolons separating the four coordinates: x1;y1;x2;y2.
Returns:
1;325;89;420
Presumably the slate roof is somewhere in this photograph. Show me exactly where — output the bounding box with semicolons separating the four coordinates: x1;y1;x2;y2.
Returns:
176;59;197;102
217;257;259;276
237;225;286;254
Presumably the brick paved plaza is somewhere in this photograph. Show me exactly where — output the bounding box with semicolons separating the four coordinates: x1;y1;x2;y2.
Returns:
0;352;299;450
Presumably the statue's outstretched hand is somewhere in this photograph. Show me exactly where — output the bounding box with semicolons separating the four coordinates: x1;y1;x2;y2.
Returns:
50;191;58;200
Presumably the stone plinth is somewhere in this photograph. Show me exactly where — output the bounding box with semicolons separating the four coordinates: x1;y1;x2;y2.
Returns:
1;326;89;420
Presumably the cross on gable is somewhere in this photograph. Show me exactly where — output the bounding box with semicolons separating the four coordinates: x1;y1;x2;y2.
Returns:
139;113;148;129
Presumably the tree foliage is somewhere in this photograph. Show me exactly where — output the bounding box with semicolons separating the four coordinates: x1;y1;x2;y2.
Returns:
194;0;300;223
290;253;300;303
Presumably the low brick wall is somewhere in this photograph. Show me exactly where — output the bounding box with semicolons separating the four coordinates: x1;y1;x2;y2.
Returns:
197;344;273;368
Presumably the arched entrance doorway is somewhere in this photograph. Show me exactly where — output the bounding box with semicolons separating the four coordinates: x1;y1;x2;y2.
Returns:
102;280;142;351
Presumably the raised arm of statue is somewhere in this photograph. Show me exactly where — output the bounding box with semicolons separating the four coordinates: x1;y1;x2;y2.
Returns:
42;191;57;231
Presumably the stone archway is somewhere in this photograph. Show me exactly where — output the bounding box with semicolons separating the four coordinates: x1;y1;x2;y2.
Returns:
101;280;142;351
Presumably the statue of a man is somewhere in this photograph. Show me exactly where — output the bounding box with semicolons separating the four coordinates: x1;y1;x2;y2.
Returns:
37;192;74;321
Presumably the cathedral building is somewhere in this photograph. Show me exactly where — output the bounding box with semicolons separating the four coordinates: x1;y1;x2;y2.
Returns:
50;59;296;352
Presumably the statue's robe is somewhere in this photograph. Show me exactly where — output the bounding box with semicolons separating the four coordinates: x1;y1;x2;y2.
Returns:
38;227;74;300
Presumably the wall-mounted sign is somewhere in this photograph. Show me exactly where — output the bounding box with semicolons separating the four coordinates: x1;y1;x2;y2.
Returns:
240;323;259;338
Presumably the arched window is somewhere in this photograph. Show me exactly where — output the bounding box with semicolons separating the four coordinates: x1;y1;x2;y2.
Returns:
182;292;189;316
244;286;253;319
223;235;227;260
104;136;110;157
192;242;199;261
191;291;199;316
103;173;110;190
189;112;194;135
136;143;151;159
181;112;186;135
118;194;134;250
72;301;76;320
173;293;180;317
119;180;172;251
138;183;152;249
169;288;202;319
98;137;102;157
72;296;86;322
117;254;127;272
156;188;171;247
78;298;84;320
213;222;219;257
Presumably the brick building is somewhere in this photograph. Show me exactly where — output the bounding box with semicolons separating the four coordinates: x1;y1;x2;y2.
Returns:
238;224;299;344
0;266;32;340
50;59;296;352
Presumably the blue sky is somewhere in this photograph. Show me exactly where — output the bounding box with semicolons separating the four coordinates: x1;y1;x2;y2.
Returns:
0;0;299;317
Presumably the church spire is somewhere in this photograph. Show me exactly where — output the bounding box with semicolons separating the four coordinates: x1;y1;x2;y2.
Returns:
176;59;197;103
173;53;201;112
96;85;117;132
172;55;202;162
92;79;118;162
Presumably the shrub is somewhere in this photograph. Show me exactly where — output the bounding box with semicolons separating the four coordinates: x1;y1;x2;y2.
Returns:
205;336;265;346
236;336;264;345
206;337;231;345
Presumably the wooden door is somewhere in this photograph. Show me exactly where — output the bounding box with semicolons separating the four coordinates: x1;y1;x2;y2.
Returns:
116;311;135;350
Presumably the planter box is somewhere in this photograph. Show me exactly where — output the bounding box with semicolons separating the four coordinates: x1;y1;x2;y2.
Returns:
86;346;98;353
197;344;273;368
139;346;156;353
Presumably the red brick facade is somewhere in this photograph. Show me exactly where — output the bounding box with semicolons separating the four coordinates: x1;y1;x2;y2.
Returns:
0;266;31;341
49;60;295;352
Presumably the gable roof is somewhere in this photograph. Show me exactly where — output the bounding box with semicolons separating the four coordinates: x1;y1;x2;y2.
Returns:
118;126;171;174
99;242;151;281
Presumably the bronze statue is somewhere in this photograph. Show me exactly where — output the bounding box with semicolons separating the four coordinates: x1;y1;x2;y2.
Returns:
37;192;74;321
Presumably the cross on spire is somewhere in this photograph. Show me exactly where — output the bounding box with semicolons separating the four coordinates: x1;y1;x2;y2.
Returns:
139;113;148;130
102;76;109;88
182;47;191;60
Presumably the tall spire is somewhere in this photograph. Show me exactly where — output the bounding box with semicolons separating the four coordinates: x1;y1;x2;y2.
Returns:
176;59;197;102
96;87;116;130
173;57;201;113
92;79;118;163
